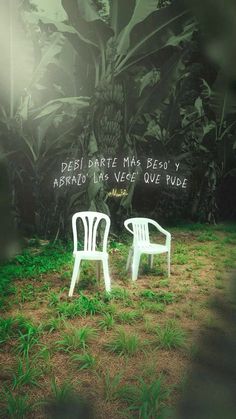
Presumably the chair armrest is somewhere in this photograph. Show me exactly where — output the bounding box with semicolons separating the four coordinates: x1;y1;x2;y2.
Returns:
124;219;134;235
165;231;171;249
149;220;171;248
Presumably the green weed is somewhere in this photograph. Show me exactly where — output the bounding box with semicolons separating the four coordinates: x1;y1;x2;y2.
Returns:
193;276;204;286
222;235;236;245
40;317;65;333
98;313;115;331
139;301;166;314
102;370;123;402
181;303;199;320
106;329;141;356
105;288;133;306
172;243;190;264
57;326;97;352
118;376;169;419
215;281;224;290
18;284;36;303
0;317;15;345
0;390;34;419
116;311;142;325
48;291;60;307
50;377;75;402
71;352;96;370
157;279;170;288
56;294;106;318
139;290;175;304
214;223;236;233
155;320;186;350
1;242;72;282
173;253;189;265
38;282;51;292
15;326;41;357
142;260;166;276
196;232;219;242
12;358;43;389
223;258;235;269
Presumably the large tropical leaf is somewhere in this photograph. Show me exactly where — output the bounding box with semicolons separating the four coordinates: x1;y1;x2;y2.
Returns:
61;0;113;45
128;52;182;133
114;2;195;76
27;32;65;89
116;0;158;55
110;0;135;36
33;96;89;119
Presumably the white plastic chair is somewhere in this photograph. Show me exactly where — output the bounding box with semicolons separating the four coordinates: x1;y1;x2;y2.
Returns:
69;211;111;296
124;217;171;281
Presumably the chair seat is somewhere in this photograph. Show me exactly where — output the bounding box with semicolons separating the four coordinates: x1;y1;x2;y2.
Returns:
73;250;108;260
135;243;168;254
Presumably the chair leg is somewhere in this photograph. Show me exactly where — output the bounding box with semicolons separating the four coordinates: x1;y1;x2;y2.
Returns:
149;255;154;269
69;256;81;297
96;261;101;282
126;249;132;271
167;251;171;277
102;259;111;292
132;251;141;281
75;262;81;284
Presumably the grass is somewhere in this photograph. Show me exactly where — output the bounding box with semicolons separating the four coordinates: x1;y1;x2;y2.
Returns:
49;377;75;402
139;290;175;304
118;376;170;418
154;278;170;288
0;240;71;284
0;224;235;418
196;231;219;242
155;320;186;350
0;391;35;419
12;358;43;389
98;313;115;330
105;329;142;356
116;310;142;324
139;301;166;313
15;326;41;357
40;317;65;333
71;352;97;370
0;317;16;344
102;370;123;402
106;288;133;306
55;294;106;318
56;326;98;352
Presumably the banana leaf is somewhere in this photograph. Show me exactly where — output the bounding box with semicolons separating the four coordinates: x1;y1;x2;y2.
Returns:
114;3;195;75
33;97;89;119
116;0;159;55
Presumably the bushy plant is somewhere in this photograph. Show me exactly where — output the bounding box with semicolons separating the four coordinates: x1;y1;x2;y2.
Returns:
56;326;97;352
118;376;170;419
106;329;141;356
155;320;186;350
71;352;96;371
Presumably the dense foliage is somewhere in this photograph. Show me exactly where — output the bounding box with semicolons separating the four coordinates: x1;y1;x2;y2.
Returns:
0;0;236;240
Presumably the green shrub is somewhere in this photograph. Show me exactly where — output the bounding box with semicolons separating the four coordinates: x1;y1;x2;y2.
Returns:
98;313;115;331
57;326;97;352
155;320;186;349
106;329;141;356
118;376;169;419
71;352;96;370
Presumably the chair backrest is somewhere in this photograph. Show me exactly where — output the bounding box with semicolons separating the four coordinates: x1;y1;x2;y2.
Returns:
72;211;110;253
124;218;151;245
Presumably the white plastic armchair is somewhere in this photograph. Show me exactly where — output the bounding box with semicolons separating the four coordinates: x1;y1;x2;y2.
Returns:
69;211;111;296
124;217;171;281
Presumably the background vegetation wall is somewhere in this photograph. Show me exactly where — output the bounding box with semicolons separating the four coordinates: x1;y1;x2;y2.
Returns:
0;0;236;244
